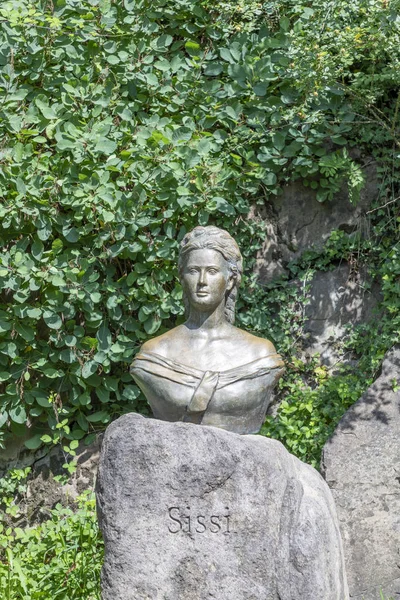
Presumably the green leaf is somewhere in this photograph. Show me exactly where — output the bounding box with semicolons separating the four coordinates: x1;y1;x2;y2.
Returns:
27;307;42;319
35;394;52;408
94;138;117;155
35;98;57;120
102;210;114;223
106;54;120;65
15;323;35;341
64;227;80;243
172;127;193;144
43;368;64;378
122;386;139;400
97;324;112;350
31;239;44;260
60;348;75;363
9;555;27;595
263;172;277;186
104;377;118;392
331;135;347;145
24;434;43;449
157;34;173;47
43;311;62;329
37;223;52;241
86;410;109;422
272;132;286;151
185;40;200;53
0;410;8;427
197;139;211;155
96;388;110;403
254;82;268;96
207;197;235;215
177;186;190;195
144;315;161;335
0;319;12;333
82;361;98;379
16;177;26;195
6;342;17;358
9;406;27;424
225;106;238;120
65;335;77;347
51;275;65;287
220;48;233;63
204;62;223;76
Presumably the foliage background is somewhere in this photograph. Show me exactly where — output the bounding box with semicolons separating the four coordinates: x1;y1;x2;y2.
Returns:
0;0;398;463
0;0;399;597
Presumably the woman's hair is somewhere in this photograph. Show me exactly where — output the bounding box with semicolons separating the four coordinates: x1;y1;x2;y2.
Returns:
178;226;243;324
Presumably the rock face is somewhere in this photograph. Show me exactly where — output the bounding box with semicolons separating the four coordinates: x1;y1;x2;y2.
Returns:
97;413;349;600
322;346;400;599
252;168;380;367
303;264;381;365
255;161;377;283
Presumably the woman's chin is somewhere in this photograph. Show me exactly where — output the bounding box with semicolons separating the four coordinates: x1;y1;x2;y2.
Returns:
190;298;221;311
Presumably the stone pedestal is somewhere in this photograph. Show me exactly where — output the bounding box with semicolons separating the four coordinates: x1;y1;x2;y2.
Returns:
96;414;348;600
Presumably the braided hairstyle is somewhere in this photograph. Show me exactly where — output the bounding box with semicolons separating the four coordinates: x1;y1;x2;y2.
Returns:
178;226;243;324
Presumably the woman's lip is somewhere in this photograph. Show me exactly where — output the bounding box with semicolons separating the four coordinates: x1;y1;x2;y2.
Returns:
196;291;209;296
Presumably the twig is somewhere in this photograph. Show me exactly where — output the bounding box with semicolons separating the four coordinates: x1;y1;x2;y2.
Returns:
366;196;400;214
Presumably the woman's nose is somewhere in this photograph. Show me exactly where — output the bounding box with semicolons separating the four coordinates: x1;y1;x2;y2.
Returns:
198;269;207;285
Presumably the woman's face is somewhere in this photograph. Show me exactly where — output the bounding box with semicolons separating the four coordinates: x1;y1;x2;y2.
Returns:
181;249;234;313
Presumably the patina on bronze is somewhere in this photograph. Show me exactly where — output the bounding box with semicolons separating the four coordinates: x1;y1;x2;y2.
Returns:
130;226;284;434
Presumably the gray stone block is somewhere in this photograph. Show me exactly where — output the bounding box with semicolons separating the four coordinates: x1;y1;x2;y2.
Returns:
322;346;400;599
97;414;348;599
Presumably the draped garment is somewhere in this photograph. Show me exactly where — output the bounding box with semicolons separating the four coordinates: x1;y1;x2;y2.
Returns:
131;351;284;432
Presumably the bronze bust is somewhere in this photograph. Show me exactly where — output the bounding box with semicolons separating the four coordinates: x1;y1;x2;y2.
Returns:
130;226;284;434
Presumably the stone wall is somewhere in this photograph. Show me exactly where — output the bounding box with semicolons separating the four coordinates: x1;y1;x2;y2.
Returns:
255;160;377;282
255;161;381;366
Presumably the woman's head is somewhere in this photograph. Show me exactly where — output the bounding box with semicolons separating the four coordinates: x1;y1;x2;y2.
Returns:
178;226;243;324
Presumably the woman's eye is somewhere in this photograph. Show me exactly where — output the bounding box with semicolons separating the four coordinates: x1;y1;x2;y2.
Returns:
208;268;218;274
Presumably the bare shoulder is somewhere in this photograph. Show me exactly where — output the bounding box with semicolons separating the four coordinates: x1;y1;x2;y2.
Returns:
230;326;278;360
139;326;186;357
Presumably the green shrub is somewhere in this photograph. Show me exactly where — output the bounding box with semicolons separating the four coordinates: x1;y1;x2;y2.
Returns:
0;491;102;599
0;0;398;466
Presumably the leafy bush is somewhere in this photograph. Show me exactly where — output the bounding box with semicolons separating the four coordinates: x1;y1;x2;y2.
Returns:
0;491;102;599
0;0;398;463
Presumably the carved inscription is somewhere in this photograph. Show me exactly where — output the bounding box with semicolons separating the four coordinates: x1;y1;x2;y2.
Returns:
168;506;231;534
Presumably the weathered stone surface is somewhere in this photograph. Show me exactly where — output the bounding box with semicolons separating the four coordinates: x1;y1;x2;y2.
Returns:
255;161;377;283
97;414;348;600
302;264;381;365
322;346;400;599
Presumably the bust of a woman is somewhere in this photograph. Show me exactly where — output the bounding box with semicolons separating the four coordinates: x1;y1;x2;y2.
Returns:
130;226;284;434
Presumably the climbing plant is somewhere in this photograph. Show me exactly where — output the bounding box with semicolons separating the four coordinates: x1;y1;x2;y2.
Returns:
0;0;398;467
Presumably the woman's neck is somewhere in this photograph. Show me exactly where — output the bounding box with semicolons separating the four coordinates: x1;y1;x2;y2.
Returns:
185;302;227;331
